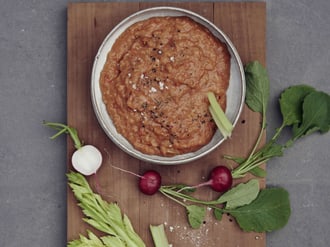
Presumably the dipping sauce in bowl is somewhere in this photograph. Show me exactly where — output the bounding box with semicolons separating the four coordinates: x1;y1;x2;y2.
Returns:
100;16;230;157
91;7;245;165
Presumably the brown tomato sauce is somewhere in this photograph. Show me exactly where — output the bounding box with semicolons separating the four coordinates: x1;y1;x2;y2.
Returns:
100;16;230;156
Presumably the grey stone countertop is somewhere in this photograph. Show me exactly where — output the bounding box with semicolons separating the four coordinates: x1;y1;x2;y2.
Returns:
0;0;329;246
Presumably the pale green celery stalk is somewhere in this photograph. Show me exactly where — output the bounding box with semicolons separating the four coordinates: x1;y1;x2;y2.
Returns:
101;235;126;247
67;230;107;247
150;224;170;247
209;107;230;138
207;92;233;139
67;171;146;247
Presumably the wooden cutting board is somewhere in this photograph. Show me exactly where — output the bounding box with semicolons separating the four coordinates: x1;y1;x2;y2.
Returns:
67;2;266;246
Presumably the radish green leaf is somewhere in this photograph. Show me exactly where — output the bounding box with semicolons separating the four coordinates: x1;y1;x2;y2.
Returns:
293;91;330;139
216;179;259;209
227;188;291;232
213;208;223;221
279;85;316;127
186;205;206;229
245;61;269;120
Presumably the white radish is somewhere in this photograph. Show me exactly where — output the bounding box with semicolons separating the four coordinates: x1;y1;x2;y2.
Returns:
43;121;102;176
72;145;102;175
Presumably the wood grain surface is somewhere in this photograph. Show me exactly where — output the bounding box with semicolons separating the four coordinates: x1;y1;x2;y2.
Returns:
67;2;266;246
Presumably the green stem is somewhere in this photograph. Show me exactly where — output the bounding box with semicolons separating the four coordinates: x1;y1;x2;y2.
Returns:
43;121;83;149
232;158;270;179
231;124;284;178
271;123;285;142
231;140;278;178
50;128;68;139
248;127;265;162
233;111;266;177
159;187;221;206
158;189;188;208
231;122;292;178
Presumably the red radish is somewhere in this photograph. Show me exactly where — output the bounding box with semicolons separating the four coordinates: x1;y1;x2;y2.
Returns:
111;166;162;195
208;166;233;192
185;165;233;193
139;170;162;195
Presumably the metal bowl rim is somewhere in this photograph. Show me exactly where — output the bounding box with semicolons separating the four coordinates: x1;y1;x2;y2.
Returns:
91;6;246;165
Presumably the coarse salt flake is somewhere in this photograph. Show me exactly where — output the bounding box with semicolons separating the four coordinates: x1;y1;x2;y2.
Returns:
149;87;157;93
159;81;164;90
170;56;175;62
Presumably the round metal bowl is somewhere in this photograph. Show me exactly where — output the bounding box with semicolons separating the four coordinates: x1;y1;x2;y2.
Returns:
91;7;245;165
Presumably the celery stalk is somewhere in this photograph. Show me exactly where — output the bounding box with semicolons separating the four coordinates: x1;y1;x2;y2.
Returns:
67;172;146;247
150;224;170;247
207;92;233;139
209;106;230;139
